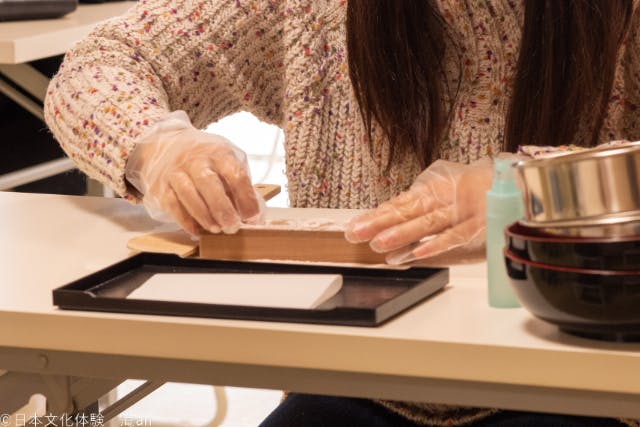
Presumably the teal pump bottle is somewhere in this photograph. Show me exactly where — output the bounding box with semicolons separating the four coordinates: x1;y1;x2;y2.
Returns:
486;158;523;308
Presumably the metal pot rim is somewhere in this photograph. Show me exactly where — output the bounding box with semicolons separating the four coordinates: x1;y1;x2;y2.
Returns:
515;144;640;169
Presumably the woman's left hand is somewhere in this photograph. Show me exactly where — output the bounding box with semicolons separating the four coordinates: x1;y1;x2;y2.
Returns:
345;159;493;265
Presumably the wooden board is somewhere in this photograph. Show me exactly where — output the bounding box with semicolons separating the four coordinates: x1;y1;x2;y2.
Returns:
253;183;281;201
199;229;387;264
127;230;198;257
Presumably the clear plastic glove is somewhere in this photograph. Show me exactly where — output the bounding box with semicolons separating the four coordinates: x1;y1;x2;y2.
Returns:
125;111;264;235
345;159;493;265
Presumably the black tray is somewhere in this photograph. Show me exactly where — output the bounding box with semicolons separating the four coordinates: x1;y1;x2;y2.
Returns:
53;253;449;326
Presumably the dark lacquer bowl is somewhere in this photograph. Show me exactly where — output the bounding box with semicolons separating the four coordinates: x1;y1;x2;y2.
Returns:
505;221;640;271
504;249;640;341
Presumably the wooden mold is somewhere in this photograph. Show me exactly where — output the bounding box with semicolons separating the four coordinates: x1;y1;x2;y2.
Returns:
128;185;389;265
199;228;386;264
127;183;281;257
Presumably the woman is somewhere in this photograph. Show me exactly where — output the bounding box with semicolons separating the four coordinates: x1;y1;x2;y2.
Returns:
44;0;638;425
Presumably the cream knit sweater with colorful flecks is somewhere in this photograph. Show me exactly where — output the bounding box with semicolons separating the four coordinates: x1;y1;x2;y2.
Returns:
45;1;640;426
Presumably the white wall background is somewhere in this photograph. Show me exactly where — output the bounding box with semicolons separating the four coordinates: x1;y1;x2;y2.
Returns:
206;112;287;208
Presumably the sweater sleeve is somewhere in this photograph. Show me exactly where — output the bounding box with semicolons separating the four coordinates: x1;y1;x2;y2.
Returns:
44;0;286;199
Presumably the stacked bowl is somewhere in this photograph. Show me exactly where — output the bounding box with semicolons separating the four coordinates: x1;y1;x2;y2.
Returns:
504;144;640;341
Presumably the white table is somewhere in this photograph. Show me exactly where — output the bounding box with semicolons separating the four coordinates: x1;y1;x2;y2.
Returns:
0;191;639;420
0;2;135;191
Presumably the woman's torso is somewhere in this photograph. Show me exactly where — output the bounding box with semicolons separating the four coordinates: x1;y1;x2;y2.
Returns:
280;0;640;209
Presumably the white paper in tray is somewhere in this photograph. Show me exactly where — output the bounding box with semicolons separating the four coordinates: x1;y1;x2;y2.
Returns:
127;273;343;309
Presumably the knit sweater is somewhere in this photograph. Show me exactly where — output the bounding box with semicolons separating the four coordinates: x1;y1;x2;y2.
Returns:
44;1;640;426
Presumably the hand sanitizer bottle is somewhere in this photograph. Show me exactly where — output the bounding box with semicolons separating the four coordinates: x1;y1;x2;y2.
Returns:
486;158;523;308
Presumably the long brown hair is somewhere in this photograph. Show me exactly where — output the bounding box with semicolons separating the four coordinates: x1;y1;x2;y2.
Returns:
347;0;632;169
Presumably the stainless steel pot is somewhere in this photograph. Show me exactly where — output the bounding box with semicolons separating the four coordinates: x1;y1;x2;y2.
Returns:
514;144;640;229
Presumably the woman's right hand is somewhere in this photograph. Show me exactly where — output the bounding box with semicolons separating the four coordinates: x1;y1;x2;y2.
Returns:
125;111;263;235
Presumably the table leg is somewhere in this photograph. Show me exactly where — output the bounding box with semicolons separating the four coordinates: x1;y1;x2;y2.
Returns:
0;63;105;195
0;64;48;101
0;371;122;415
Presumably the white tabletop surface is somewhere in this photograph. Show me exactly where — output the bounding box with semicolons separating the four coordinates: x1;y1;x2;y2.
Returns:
1;191;639;405
0;2;135;64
